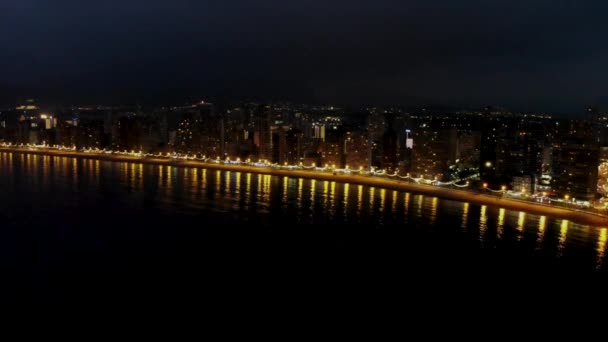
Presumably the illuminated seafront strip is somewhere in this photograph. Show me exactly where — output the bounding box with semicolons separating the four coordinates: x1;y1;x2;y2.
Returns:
1;145;607;226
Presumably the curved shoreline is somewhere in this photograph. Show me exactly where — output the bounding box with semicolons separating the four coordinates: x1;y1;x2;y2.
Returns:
2;147;607;226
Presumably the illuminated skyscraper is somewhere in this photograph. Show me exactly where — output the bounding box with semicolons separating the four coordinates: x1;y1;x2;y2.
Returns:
552;118;599;201
381;113;397;171
256;104;272;161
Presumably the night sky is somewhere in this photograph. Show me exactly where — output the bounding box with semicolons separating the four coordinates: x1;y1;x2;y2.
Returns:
1;0;607;112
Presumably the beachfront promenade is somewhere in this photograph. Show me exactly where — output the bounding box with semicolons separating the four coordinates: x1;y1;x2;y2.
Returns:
1;145;606;226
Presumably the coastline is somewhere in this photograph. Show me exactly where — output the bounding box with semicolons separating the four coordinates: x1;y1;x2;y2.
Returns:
2;147;607;227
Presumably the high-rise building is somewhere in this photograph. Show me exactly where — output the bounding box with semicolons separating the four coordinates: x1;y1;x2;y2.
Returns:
456;130;481;170
114;114;142;151
381;113;397;171
271;126;287;164
344;130;370;169
172;101;218;155
285;127;303;164
76;108;110;149
410;125;456;180
552;119;599;201
256;105;272;161
321;124;349;168
480;118;499;182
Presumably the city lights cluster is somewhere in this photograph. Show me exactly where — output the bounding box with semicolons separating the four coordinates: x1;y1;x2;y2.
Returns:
1;141;606;214
0;142;475;188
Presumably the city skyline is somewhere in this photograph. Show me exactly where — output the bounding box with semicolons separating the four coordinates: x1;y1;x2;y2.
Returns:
4;0;608;304
2;97;607;203
3;1;608;113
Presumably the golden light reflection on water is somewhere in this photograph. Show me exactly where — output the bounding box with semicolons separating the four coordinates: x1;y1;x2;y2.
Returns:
136;163;143;190
283;176;289;204
192;168;198;192
216;170;222;194
85;159;91;180
357;185;363;216
497;208;505;239
516;212;525;240
158;165;163;188
369;187;376;215
558;220;569;256
597;228;607;269
264;175;271;202
130;162;136;189
257;174;262;201
461;202;469;230
537;216;546;247
323;180;329;206
131;163;141;190
181;168;188;195
391;190;397;214
15;155;608;271
192;168;200;198
245;173;251;206
202;168;207;190
167;165;173;191
72;158;78;187
310;179;316;205
344;183;350;219
26;154;31;178
236;172;241;195
430;197;438;225
62;157;69;179
297;178;303;209
479;205;488;238
416;195;423;217
330;181;336;216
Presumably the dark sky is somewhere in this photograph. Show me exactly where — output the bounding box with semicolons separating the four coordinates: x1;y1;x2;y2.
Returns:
1;0;607;112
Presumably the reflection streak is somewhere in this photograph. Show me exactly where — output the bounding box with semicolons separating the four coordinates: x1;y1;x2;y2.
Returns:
430;197;438;225
536;216;546;248
558;220;569;257
391;190;397;215
516;212;525;240
329;181;336;218
357;185;363;218
597;228;607;269
497;208;505;239
479;205;487;241
461;202;469;230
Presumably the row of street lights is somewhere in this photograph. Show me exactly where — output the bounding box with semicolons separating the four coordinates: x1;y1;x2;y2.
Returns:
482;182;576;205
1;142;589;208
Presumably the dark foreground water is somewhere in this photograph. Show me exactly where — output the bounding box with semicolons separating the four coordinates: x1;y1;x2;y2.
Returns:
1;152;607;306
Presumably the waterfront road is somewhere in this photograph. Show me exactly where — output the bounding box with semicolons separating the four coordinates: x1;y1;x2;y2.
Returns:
2;147;607;226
